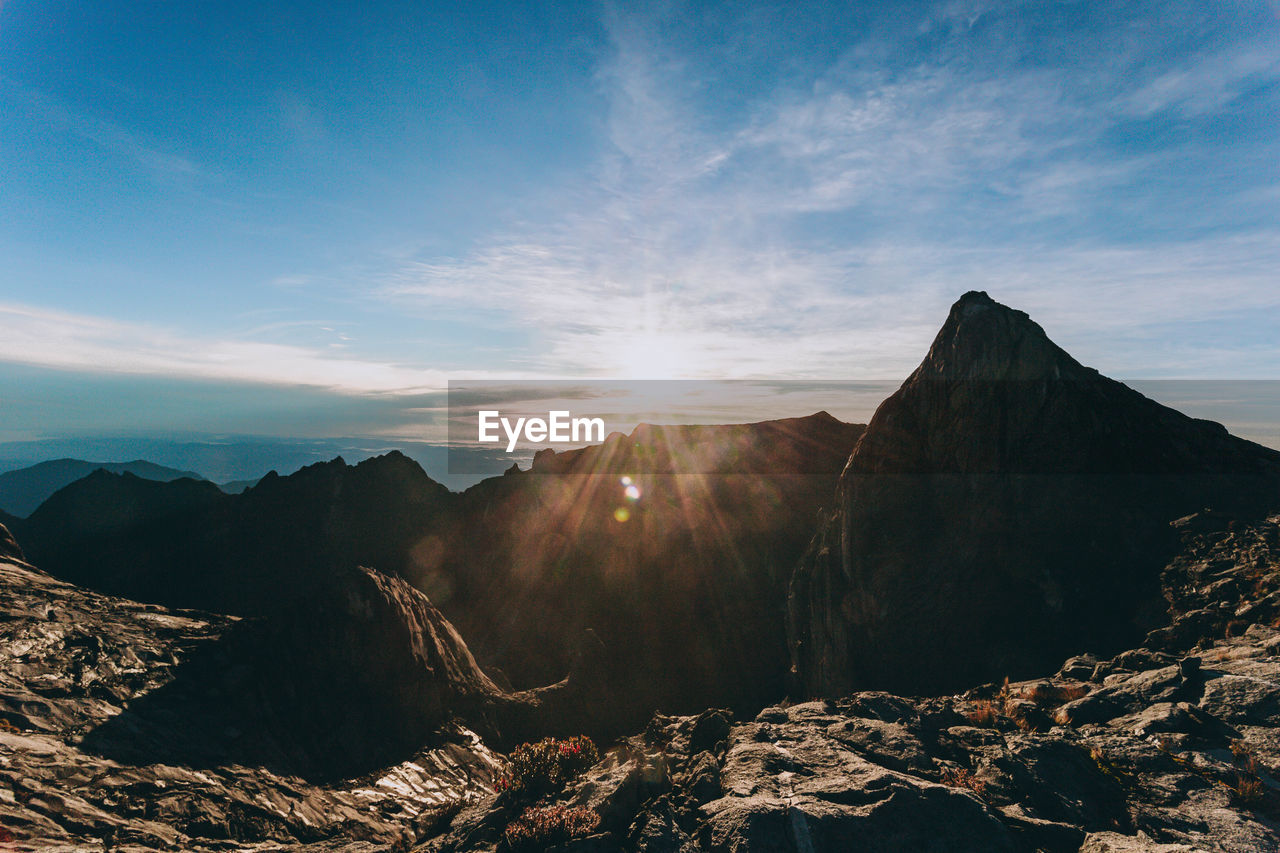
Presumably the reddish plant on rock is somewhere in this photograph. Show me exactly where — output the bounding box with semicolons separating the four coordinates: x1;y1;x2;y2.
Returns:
965;700;1000;728
940;766;987;798
504;804;600;851
1227;741;1266;808
494;736;600;797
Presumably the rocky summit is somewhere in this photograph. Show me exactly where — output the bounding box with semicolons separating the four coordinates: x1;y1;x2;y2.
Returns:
3;293;1280;851
789;291;1280;697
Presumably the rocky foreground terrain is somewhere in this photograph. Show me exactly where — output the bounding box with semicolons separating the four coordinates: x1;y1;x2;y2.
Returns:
3;511;1280;851
0;549;505;852
4;292;1280;851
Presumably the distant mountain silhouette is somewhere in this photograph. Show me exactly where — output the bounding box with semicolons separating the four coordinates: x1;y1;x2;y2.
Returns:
12;415;860;732
529;411;860;474
14;452;451;616
217;477;261;494
0;458;208;517
788;291;1280;696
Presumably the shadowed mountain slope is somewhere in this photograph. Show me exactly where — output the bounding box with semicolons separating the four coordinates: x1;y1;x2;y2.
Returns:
419;412;863;729
12;416;862;733
788;291;1280;697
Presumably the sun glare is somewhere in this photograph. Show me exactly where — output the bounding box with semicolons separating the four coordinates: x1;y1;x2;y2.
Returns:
614;331;703;378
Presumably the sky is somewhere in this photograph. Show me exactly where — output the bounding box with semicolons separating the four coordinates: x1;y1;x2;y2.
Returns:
1;0;1279;455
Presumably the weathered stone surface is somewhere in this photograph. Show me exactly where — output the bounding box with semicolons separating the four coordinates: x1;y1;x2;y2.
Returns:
1080;831;1197;852
0;557;504;852
418;507;1280;851
629;799;701;852
1199;674;1280;727
6;514;1280;853
700;714;1016;852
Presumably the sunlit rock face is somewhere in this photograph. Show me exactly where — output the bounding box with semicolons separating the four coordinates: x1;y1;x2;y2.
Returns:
789;291;1280;697
0;520;23;562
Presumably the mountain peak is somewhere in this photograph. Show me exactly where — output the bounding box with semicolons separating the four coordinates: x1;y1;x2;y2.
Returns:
789;292;1280;697
914;291;1084;383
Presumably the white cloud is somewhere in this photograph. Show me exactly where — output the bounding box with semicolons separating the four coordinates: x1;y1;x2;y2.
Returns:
379;7;1280;381
0;303;450;394
1124;47;1280;118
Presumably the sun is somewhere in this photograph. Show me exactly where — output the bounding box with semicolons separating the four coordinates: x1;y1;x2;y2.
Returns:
613;330;703;379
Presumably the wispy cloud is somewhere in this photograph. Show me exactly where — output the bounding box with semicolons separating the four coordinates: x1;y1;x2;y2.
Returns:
0;302;448;393
1;75;207;182
1123;46;1280;118
6;1;1279;400
381;2;1280;380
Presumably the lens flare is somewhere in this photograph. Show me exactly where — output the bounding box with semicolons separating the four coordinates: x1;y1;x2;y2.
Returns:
613;506;631;523
624;484;641;501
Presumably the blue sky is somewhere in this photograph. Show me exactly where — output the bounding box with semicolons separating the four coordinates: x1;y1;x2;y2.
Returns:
1;0;1279;447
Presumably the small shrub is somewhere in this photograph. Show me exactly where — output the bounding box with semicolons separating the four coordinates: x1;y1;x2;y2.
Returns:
1230;774;1264;806
965;699;1001;728
494;736;600;797
974;678;1090;728
965;677;1020;727
940;766;986;798
1089;745;1137;790
1227;741;1266;808
504;805;600;851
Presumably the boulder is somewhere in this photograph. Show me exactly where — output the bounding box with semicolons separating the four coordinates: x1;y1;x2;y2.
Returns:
701;723;1016;852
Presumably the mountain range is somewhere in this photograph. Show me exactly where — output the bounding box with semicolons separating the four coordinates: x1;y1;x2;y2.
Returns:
9;413;864;734
0;458;206;517
3;292;1280;851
